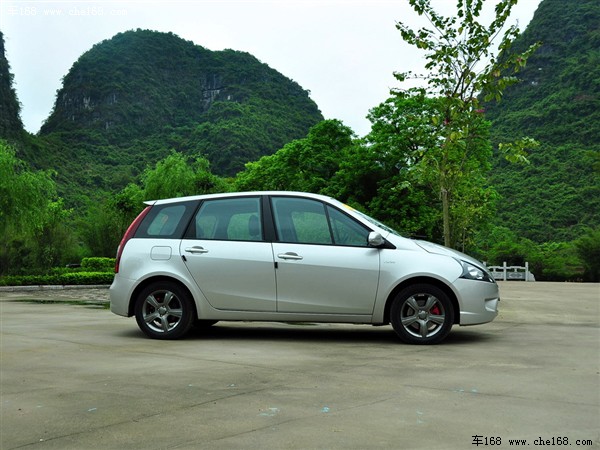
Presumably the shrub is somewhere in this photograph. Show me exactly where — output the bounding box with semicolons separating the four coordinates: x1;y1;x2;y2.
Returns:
80;257;115;272
575;227;600;282
474;226;586;281
0;272;114;286
529;242;584;282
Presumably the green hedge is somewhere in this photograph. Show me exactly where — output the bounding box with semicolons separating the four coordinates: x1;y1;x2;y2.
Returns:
0;257;116;286
81;257;115;272
0;272;114;286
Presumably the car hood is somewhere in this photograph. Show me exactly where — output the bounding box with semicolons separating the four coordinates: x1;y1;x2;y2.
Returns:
413;240;484;267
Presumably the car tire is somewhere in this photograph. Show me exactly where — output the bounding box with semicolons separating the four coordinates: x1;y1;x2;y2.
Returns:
390;284;454;345
134;281;196;340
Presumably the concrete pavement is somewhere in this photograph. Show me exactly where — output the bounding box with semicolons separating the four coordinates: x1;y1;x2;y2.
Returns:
1;282;598;449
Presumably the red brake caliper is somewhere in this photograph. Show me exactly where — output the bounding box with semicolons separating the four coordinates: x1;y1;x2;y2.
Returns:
431;305;441;315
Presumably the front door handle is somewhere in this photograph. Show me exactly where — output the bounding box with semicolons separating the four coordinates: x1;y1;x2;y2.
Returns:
277;252;303;261
185;246;209;254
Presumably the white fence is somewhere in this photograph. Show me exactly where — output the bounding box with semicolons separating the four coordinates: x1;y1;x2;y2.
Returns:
485;262;535;282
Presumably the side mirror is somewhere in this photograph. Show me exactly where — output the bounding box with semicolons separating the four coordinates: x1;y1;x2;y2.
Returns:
368;231;385;248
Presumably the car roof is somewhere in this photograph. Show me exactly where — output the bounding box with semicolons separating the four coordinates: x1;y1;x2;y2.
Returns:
145;191;336;206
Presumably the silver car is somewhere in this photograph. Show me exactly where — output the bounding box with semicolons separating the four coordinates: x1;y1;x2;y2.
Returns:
110;191;499;344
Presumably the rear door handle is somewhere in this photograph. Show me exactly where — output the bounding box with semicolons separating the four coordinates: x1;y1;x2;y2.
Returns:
185;246;209;254
277;252;303;261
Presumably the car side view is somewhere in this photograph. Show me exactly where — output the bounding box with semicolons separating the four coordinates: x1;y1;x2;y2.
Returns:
110;191;499;344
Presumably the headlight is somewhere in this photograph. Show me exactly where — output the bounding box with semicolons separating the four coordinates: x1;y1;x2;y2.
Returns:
457;260;494;283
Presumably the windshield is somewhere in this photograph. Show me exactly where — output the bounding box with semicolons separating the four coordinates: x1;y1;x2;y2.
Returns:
351;208;404;237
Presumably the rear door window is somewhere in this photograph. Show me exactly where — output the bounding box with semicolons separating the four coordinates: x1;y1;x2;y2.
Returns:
188;197;263;241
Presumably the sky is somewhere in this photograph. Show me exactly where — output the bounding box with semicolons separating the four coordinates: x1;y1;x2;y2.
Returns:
1;0;542;137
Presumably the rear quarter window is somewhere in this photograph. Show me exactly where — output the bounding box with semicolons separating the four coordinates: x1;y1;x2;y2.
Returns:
135;201;198;239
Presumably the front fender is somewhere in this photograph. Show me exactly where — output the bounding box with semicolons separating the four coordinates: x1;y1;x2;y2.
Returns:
371;249;463;322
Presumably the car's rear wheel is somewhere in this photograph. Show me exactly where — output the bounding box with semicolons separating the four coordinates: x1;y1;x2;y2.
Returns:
390;284;454;345
134;282;195;339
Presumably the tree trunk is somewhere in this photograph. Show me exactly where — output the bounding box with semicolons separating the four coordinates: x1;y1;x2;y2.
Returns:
441;187;451;248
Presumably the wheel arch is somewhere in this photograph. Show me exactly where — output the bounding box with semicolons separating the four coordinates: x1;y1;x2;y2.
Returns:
383;276;459;325
128;275;198;318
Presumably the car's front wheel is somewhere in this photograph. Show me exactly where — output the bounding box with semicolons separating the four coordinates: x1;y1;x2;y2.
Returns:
390;284;454;345
134;282;195;339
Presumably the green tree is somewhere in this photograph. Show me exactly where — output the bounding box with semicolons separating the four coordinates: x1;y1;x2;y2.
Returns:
142;151;228;200
80;152;229;256
394;0;540;248
356;94;443;238
0;143;84;273
32;199;83;269
365;90;498;247
235;120;355;193
324;142;383;209
479;226;540;267
80;194;137;257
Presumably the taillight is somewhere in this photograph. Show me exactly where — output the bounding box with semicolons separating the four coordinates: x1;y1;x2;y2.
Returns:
114;206;152;273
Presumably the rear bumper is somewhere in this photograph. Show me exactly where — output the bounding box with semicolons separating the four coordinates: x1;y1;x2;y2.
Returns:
109;274;135;317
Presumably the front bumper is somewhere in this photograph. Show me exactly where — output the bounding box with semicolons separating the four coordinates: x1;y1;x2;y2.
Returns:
453;278;500;325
